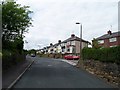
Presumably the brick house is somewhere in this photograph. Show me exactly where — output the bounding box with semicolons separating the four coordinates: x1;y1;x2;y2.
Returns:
93;30;120;48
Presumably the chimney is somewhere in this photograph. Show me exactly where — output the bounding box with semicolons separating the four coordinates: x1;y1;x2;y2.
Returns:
50;43;53;46
71;34;75;38
58;40;61;43
107;30;112;35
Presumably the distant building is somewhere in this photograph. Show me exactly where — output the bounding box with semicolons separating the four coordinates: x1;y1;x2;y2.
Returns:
43;34;90;54
60;34;90;54
93;30;120;48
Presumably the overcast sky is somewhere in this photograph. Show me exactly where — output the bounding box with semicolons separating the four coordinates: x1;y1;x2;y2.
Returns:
16;0;119;50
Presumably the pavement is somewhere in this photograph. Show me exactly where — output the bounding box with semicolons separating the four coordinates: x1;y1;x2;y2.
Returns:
12;57;116;88
2;55;34;89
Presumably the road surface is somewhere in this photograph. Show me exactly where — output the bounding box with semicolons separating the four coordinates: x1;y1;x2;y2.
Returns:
13;56;116;88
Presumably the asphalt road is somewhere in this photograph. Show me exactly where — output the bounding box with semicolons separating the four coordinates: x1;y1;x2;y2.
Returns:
13;56;116;88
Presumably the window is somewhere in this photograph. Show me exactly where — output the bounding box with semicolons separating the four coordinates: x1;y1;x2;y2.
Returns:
62;46;65;49
67;42;70;45
98;40;104;44
61;43;65;46
50;49;53;51
71;41;75;45
109;37;117;42
62;49;64;52
110;45;117;47
67;48;70;52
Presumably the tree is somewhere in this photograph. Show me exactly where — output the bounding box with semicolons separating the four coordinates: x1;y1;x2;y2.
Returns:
92;38;101;49
2;0;33;52
28;49;36;55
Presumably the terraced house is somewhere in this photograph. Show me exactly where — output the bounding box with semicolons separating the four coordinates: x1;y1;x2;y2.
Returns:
93;30;120;48
42;34;91;54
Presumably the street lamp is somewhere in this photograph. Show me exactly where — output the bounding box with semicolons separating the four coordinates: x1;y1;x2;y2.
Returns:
76;22;82;60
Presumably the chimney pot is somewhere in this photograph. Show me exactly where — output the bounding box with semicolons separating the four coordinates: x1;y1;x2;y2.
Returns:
71;34;75;38
58;40;61;43
107;30;112;35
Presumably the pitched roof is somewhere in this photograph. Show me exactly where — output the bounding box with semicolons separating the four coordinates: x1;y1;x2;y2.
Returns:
96;31;120;40
53;43;59;47
46;34;91;48
62;36;90;44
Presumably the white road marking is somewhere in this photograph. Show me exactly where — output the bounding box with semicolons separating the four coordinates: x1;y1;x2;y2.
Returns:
48;65;52;66
53;59;78;66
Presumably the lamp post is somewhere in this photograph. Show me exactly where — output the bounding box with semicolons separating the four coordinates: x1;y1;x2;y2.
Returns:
76;22;82;60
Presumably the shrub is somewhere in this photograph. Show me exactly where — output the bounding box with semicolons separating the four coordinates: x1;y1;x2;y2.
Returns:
82;46;120;64
2;49;26;71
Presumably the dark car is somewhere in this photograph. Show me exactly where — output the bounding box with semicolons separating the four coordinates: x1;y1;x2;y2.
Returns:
31;54;36;57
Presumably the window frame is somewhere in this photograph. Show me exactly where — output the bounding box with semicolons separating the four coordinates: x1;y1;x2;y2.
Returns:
109;37;117;42
98;40;104;44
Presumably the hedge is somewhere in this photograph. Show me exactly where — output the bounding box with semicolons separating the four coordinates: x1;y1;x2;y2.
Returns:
82;46;120;64
39;53;68;59
2;49;26;71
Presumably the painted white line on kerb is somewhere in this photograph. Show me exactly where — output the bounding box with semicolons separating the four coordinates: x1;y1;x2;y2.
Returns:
54;59;78;66
6;60;34;90
48;65;52;67
62;60;77;66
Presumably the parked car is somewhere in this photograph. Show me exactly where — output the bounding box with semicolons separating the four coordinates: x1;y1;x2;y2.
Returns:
31;53;36;57
64;55;80;60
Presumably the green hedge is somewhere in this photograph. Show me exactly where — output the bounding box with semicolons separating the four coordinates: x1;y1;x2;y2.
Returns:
2;49;26;71
39;54;49;58
82;46;120;64
39;53;65;59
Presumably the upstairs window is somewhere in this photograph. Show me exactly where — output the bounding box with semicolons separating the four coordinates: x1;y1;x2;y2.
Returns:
67;42;70;45
98;40;104;44
71;41;75;45
109;37;117;42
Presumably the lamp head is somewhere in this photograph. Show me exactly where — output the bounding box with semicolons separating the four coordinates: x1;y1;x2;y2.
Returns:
76;22;80;24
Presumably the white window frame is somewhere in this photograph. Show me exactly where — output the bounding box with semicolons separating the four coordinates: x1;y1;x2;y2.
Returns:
98;40;104;44
67;41;70;45
109;37;117;42
110;45;117;47
71;41;75;45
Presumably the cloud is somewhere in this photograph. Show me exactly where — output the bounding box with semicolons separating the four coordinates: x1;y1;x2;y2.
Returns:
16;0;118;50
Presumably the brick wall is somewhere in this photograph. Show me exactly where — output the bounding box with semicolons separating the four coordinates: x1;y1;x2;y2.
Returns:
99;36;120;47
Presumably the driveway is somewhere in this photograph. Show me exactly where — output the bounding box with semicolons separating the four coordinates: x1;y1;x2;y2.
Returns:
13;56;116;88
